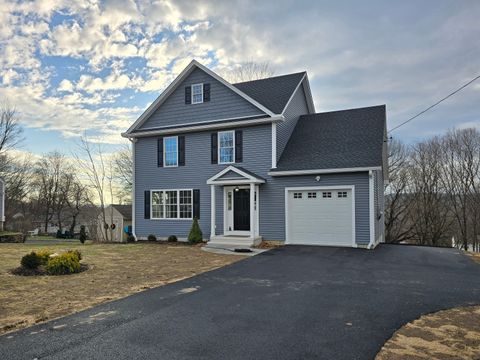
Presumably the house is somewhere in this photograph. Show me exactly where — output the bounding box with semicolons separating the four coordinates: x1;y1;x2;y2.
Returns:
97;205;132;242
122;60;387;249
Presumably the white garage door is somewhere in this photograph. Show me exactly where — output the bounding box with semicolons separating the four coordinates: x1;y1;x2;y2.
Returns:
287;188;354;246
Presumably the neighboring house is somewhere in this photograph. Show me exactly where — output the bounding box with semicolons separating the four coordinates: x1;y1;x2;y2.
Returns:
98;205;132;242
122;60;387;249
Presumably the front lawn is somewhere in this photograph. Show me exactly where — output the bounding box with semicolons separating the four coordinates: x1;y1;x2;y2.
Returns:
0;242;242;334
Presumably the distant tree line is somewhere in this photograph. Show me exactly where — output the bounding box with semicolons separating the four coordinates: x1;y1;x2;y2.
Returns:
0;102;133;241
386;128;480;251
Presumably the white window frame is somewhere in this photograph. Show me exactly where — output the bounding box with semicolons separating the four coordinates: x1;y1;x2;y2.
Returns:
191;83;203;104
150;189;193;220
163;136;178;167
218;130;235;164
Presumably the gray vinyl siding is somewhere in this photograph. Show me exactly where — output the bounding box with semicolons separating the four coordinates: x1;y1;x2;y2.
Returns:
138;68;266;130
135;124;371;244
276;84;309;161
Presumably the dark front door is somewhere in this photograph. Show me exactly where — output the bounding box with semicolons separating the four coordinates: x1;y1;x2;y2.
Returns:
234;189;250;231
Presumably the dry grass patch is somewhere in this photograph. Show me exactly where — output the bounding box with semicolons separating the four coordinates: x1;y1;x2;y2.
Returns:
0;242;241;334
376;306;480;360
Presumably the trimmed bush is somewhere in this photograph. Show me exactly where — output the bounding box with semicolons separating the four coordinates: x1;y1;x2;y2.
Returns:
79;225;87;244
188;218;203;244
127;235;136;243
167;235;178;243
21;252;41;269
66;249;82;261
46;252;81;275
147;234;157;242
36;249;52;265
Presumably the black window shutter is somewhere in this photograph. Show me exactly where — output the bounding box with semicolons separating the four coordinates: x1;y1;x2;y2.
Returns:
185;86;191;104
235;130;243;163
203;83;210;102
157;137;163;167
178;136;185;166
193;189;200;219
211;132;218;164
144;191;151;219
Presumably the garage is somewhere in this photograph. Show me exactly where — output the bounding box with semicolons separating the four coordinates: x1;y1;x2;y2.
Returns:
286;187;355;246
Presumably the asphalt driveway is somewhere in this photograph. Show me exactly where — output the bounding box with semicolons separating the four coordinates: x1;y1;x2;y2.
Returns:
1;244;479;360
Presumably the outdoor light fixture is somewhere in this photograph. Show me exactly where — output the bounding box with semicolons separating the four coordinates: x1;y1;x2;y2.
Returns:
315;175;321;182
235;186;240;192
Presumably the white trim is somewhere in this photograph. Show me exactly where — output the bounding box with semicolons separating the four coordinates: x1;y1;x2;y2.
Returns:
210;185;216;238
129;138;137;240
163;135;178;167
207;165;265;185
218;130;235;165
122;115;284;138
271;123;277;169
367;171;375;249
269;166;381;176
250;183;255;239
284;185;356;247
301;74;316;114
124;60;277;134
222;185;260;236
191;83;203;104
150;189;193;220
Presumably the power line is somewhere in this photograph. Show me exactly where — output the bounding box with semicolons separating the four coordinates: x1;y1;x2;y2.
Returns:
388;74;480;133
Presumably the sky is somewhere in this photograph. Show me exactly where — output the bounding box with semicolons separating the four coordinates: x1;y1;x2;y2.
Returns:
0;0;479;157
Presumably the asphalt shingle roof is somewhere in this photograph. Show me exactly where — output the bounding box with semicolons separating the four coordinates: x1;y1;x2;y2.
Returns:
233;72;306;114
112;205;132;220
275;105;386;171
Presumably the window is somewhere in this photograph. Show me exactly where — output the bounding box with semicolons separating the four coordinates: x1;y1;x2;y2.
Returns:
179;190;192;218
191;83;203;104
308;192;317;198
218;130;235;164
338;191;348;198
151;190;192;219
322;192;332;198
164;136;178;167
293;192;302;199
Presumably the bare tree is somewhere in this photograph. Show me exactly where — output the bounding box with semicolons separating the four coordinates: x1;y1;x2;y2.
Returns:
113;143;132;202
74;134;113;242
384;139;415;243
409;138;452;246
223;61;275;83
0;102;24;153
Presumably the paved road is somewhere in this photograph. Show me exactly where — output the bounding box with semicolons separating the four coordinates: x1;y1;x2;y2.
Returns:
1;245;479;360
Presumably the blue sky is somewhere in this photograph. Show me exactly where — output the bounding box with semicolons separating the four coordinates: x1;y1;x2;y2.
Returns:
0;0;479;156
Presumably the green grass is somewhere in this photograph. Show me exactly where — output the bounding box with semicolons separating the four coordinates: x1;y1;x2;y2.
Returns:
26;235;59;241
0;231;22;236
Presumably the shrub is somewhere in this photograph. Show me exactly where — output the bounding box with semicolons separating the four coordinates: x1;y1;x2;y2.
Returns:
167;235;178;243
79;225;87;244
65;249;82;261
20;252;41;269
46;252;81;275
127;235;136;243
188;218;203;244
147;234;157;242
36;249;52;265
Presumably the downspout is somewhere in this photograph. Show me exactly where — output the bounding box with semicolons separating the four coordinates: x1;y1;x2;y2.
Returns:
129;137;138;241
367;170;375;249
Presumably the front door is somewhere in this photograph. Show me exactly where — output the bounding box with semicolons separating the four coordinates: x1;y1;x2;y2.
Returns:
233;189;250;231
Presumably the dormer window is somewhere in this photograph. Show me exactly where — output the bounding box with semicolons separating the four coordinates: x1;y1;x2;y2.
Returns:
191;83;203;104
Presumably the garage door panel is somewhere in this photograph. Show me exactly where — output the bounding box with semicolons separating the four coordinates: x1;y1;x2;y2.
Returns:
287;189;354;246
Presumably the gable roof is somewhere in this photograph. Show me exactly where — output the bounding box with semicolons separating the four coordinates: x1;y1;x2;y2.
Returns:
123;60;277;136
272;105;386;173
233;72;309;114
112;204;132;220
207;165;265;185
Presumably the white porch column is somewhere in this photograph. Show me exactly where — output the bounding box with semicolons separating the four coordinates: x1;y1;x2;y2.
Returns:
250;182;255;240
210;185;216;238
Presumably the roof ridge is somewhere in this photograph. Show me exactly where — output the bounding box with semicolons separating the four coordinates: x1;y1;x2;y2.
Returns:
232;71;306;85
301;104;386;118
